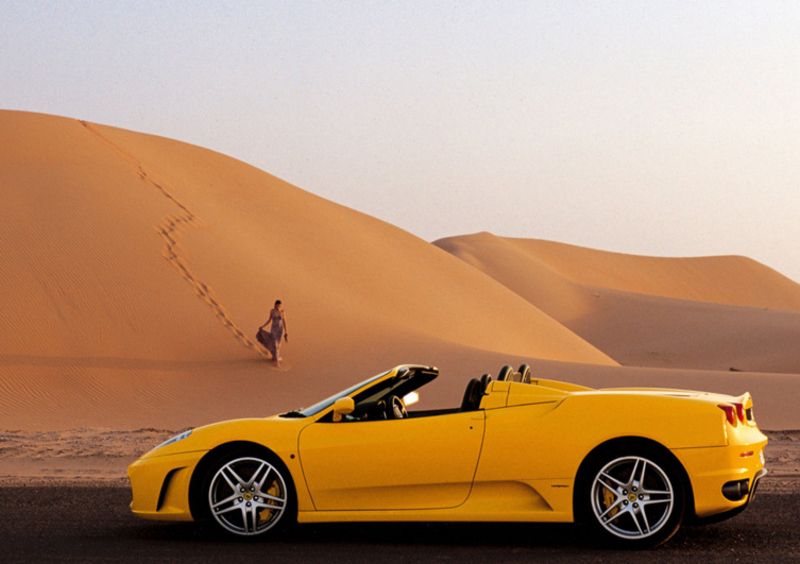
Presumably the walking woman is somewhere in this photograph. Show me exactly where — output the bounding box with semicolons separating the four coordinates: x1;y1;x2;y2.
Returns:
259;300;288;366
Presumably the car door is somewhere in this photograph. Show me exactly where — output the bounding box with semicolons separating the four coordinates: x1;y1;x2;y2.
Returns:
298;411;485;511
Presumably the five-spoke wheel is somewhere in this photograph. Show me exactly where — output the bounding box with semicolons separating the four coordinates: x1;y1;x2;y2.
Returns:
205;454;294;537
579;448;685;548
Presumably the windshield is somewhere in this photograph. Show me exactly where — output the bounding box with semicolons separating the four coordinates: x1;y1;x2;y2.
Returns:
292;370;391;417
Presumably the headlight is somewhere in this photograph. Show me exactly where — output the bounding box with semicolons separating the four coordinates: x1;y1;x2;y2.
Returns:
153;430;193;451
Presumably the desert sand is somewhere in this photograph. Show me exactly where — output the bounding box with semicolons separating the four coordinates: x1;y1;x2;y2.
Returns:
1;111;799;487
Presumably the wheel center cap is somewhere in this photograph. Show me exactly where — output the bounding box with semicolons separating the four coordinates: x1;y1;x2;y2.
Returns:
628;493;637;502
244;493;253;501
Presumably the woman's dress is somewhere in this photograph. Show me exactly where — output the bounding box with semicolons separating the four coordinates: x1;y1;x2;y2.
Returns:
261;309;284;360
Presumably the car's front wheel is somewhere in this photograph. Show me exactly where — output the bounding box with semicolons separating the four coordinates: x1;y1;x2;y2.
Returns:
202;452;295;538
578;448;685;548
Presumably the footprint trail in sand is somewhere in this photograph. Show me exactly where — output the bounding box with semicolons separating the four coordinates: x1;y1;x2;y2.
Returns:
79;121;267;357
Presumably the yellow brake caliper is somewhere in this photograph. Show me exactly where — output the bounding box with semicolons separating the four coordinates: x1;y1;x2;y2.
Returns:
258;481;281;524
603;486;619;517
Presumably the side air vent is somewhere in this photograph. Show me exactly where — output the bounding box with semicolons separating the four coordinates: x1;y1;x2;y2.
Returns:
157;468;184;512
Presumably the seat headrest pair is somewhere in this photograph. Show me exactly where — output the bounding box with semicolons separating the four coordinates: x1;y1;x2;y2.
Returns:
496;364;531;384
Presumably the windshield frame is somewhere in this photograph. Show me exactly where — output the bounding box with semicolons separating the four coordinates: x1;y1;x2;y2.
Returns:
294;370;391;417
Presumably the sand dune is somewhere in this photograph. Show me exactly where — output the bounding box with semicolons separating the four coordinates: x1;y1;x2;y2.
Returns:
0;110;614;431
435;233;800;374
567;289;800;374
1;110;799;440
448;235;800;310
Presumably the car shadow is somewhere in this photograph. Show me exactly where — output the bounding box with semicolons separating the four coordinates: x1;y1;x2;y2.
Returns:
128;516;767;554
129;494;793;553
133;519;650;549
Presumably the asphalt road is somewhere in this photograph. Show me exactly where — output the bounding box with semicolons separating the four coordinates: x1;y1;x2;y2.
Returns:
1;487;798;563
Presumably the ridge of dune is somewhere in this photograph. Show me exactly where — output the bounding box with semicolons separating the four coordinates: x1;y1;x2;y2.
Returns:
437;233;800;311
0;110;615;430
513;236;800;310
435;232;800;374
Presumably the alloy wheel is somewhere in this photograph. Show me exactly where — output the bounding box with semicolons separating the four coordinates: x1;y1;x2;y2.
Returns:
590;455;675;540
207;456;289;536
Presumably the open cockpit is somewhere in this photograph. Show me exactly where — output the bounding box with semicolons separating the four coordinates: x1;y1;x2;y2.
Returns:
318;363;593;423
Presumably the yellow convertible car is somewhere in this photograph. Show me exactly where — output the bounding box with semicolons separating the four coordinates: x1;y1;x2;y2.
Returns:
128;364;767;548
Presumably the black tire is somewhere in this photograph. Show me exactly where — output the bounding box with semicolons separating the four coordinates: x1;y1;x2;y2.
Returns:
576;446;685;549
200;449;296;539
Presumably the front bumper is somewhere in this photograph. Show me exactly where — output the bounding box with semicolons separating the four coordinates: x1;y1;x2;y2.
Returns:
128;450;206;521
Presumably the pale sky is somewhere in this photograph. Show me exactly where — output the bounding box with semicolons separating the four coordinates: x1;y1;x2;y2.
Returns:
3;1;799;282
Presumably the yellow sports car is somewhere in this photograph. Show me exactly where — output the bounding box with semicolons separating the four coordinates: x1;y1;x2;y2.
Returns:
128;364;768;548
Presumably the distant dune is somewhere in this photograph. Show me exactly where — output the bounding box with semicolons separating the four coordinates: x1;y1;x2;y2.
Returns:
435;233;800;374
1;111;798;434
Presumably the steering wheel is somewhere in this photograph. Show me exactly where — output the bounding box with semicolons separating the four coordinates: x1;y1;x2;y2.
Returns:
386;395;407;419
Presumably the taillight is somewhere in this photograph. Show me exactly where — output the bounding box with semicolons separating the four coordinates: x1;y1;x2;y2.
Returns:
732;402;746;423
718;405;737;426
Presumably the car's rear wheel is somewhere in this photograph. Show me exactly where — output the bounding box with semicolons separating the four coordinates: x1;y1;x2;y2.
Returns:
579;448;685;548
203;452;295;538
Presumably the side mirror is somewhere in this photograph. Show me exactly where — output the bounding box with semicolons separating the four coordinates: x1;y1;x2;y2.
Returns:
332;397;355;422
